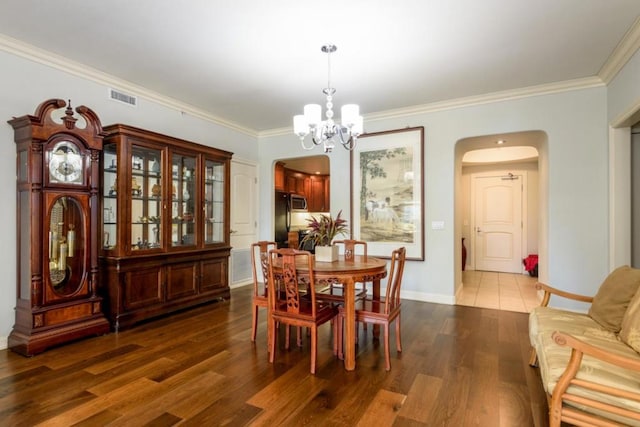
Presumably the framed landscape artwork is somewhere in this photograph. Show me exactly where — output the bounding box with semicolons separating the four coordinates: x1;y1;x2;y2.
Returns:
350;126;424;260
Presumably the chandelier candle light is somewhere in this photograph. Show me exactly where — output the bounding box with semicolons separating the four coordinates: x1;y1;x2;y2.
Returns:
293;44;364;153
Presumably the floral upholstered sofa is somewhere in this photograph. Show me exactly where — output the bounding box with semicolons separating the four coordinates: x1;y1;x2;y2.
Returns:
529;265;640;426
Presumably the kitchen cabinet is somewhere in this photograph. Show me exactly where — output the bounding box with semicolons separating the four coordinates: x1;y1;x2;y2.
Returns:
308;175;330;212
101;124;232;331
280;167;330;212
285;169;309;197
274;161;285;192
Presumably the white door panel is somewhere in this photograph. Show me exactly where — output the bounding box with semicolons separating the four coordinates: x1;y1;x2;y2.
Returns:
473;173;523;273
230;160;258;285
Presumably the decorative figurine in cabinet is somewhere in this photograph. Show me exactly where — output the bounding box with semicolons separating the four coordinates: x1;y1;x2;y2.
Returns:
8;99;110;356
101;124;232;331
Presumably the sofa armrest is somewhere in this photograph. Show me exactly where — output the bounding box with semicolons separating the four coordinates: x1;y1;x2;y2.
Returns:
536;282;594;307
549;331;640;426
553;331;640;372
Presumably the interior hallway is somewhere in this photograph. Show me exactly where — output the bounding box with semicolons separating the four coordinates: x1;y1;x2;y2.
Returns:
457;270;541;313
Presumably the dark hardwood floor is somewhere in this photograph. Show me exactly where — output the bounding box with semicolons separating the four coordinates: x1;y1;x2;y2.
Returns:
0;285;550;426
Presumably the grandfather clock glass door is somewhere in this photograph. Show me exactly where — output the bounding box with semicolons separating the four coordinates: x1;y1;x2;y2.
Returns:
46;195;87;301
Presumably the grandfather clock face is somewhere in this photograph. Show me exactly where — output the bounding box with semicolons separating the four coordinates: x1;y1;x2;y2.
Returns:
47;140;85;185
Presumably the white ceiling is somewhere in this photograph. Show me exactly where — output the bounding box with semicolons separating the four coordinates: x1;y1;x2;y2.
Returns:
1;1;639;136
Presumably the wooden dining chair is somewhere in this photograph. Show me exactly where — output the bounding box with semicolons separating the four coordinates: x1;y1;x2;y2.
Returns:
335;239;368;262
250;241;277;342
316;239;369;303
338;246;407;371
267;248;339;374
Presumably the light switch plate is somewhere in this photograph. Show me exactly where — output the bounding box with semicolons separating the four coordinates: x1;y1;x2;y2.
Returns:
431;220;445;230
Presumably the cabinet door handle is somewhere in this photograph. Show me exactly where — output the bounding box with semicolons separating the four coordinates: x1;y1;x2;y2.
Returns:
230;229;237;234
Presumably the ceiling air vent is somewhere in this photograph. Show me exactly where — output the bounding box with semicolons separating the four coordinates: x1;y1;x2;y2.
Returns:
108;88;137;107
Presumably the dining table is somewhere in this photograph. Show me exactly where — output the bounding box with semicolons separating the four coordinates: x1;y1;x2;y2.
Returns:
273;253;388;371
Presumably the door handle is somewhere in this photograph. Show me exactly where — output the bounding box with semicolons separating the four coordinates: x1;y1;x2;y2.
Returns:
230;229;237;234
476;227;482;233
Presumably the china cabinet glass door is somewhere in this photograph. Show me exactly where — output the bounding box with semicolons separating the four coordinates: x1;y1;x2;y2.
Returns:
204;158;225;244
171;153;197;248
130;146;163;250
103;143;118;250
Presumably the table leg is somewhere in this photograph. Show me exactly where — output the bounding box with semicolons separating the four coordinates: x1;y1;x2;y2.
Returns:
344;278;356;371
372;278;381;339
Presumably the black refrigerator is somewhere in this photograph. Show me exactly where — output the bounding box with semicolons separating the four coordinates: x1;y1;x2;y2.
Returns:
274;191;290;248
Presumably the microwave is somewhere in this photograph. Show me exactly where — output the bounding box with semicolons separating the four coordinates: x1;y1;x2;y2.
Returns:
289;194;308;211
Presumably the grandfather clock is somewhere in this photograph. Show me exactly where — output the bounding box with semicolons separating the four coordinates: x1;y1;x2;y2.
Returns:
8;99;110;356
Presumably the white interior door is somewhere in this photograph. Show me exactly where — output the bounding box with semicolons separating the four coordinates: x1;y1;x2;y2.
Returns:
472;173;524;273
230;160;258;285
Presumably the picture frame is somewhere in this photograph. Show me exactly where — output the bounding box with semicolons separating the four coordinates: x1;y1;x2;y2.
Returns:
350;126;424;260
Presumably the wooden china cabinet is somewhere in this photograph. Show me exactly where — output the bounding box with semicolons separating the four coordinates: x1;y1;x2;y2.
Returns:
101;124;232;331
8;99;110;356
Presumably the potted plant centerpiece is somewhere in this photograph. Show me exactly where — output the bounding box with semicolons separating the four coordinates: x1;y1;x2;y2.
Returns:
301;210;348;262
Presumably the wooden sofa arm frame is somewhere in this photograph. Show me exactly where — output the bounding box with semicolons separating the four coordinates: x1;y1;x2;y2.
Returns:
549;331;640;427
529;283;594;367
536;282;594;308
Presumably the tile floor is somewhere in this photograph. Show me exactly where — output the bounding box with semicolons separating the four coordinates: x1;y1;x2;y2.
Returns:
457;270;541;313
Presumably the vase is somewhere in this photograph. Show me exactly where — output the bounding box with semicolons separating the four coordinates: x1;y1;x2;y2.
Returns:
315;245;339;262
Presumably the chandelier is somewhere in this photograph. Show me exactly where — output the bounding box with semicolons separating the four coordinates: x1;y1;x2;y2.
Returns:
293;44;363;153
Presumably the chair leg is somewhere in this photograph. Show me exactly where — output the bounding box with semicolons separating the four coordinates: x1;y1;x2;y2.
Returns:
331;316;338;356
395;314;402;353
337;313;344;360
310;326;317;374
384;323;391;371
528;348;538;367
251;304;259;342
285;325;291;350
269;318;277;363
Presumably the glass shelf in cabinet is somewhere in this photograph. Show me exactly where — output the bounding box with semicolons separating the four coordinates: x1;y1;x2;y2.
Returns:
132;169;161;178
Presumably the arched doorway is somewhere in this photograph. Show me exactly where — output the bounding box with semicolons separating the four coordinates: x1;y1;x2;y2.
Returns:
454;130;548;312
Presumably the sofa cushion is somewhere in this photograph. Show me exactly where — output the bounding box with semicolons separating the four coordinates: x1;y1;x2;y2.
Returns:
588;265;640;332
620;286;640;354
529;306;597;345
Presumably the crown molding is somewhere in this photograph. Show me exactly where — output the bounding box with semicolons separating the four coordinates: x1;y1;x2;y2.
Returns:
0;34;258;138
0;32;618;140
365;77;605;123
599;16;640;84
611;97;640;128
259;76;605;138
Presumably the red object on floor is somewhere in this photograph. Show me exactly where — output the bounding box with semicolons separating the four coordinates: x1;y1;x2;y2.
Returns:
523;254;538;271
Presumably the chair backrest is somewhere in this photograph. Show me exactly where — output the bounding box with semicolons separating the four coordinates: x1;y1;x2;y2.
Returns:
267;248;318;317
334;239;367;261
384;247;407;313
251;241;277;297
